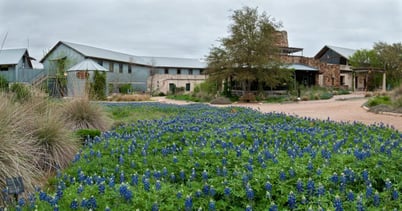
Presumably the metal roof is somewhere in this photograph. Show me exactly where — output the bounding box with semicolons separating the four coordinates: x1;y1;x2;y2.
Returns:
287;63;318;71
326;45;356;59
68;59;108;72
314;45;357;60
44;41;206;69
0;48;28;65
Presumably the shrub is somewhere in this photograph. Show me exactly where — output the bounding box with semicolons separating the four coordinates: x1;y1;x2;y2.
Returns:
75;129;101;142
10;83;31;102
31;110;80;172
210;96;232;104
90;71;107;100
108;93;151;101
0;94;41;206
320;92;334;100
0;75;8;91
367;95;391;107
61;98;111;131
119;84;132;94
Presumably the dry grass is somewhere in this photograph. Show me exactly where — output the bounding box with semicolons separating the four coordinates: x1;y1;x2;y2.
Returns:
61;98;111;131
107;93;151;101
31;109;80;172
0;94;42;206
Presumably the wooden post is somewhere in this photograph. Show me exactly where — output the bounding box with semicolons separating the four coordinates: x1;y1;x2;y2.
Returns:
382;72;386;92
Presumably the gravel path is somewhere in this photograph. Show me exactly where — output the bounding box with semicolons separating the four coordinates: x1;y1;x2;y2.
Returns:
152;94;402;132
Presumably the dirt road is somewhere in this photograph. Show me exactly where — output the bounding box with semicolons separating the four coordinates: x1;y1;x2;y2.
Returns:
152;94;402;132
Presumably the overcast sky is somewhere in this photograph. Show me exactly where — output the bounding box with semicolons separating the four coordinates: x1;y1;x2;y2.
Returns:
1;0;401;68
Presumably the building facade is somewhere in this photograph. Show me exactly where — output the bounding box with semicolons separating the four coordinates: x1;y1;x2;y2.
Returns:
40;41;207;97
0;48;44;85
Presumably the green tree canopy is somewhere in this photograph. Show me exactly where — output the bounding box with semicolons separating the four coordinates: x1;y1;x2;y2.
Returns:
349;42;402;89
206;7;292;92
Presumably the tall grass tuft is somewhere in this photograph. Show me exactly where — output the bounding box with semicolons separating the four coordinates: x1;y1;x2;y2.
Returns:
0;94;42;206
61;98;111;131
31;109;80;172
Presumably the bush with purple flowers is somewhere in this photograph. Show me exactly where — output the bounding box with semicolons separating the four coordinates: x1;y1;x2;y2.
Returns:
9;103;401;210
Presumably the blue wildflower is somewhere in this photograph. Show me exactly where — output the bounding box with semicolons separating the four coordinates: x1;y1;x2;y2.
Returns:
269;202;278;211
333;195;343;211
392;188;399;200
373;191;380;207
152;202;159;211
265;181;272;192
347;190;355;201
202;170;208;181
184;195;192;211
296;178;303;193
176;191;182;199
143;178;150;192
70;199;78;210
224;186;231;197
202;183;210;195
245;204;252;211
98;183;105;194
365;184;373;198
208;200;216;211
288;191;296;209
155;180;161;191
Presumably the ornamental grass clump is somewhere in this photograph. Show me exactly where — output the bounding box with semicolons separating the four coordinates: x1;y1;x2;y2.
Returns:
61;98;111;131
0;94;42;206
31;109;80;172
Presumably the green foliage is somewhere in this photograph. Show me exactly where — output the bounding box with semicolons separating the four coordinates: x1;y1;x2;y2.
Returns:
105;103;179;124
206;7;290;91
118;84;132;94
0;75;8;91
90;71;107;100
75;129;101;141
367;95;392;107
10;83;31;102
27;104;402;210
349;49;381;68
373;42;402;88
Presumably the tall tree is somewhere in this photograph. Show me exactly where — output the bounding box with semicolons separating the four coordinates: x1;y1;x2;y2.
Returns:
373;42;402;87
206;7;291;93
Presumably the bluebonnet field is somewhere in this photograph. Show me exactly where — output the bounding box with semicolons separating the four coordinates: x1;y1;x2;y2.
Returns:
14;103;402;210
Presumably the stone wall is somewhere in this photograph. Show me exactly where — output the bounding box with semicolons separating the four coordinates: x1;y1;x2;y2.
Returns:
281;55;341;87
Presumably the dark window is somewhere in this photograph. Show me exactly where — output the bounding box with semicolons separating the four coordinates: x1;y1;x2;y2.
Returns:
119;64;123;73
128;65;132;74
340;75;345;86
177;68;181;75
109;62;114;72
0;66;9;71
188;69;193;75
200;69;204;75
98;60;103;66
185;83;190;91
164;68;169;74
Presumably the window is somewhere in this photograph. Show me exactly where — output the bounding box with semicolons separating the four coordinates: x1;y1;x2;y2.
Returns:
185;83;190;91
109;62;114;72
98;60;103;66
128;65;132;74
200;69;204;75
340;75;345;86
0;65;9;71
119;64;123;73
164;68;169;74
177;68;181;75
188;69;193;75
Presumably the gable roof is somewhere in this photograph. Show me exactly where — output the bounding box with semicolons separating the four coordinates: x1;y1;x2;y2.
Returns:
67;59;108;72
0;48;30;65
314;45;357;60
41;41;206;69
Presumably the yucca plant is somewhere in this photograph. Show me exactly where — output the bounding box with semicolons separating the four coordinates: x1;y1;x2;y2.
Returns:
61;98;111;131
0;94;42;206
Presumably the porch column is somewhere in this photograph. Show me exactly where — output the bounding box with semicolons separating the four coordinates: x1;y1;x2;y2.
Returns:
382;72;386;92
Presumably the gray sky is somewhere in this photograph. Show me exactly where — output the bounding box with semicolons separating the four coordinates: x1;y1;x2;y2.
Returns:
1;0;401;68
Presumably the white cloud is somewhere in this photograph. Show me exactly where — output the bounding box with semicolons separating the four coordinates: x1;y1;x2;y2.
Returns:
1;0;401;68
